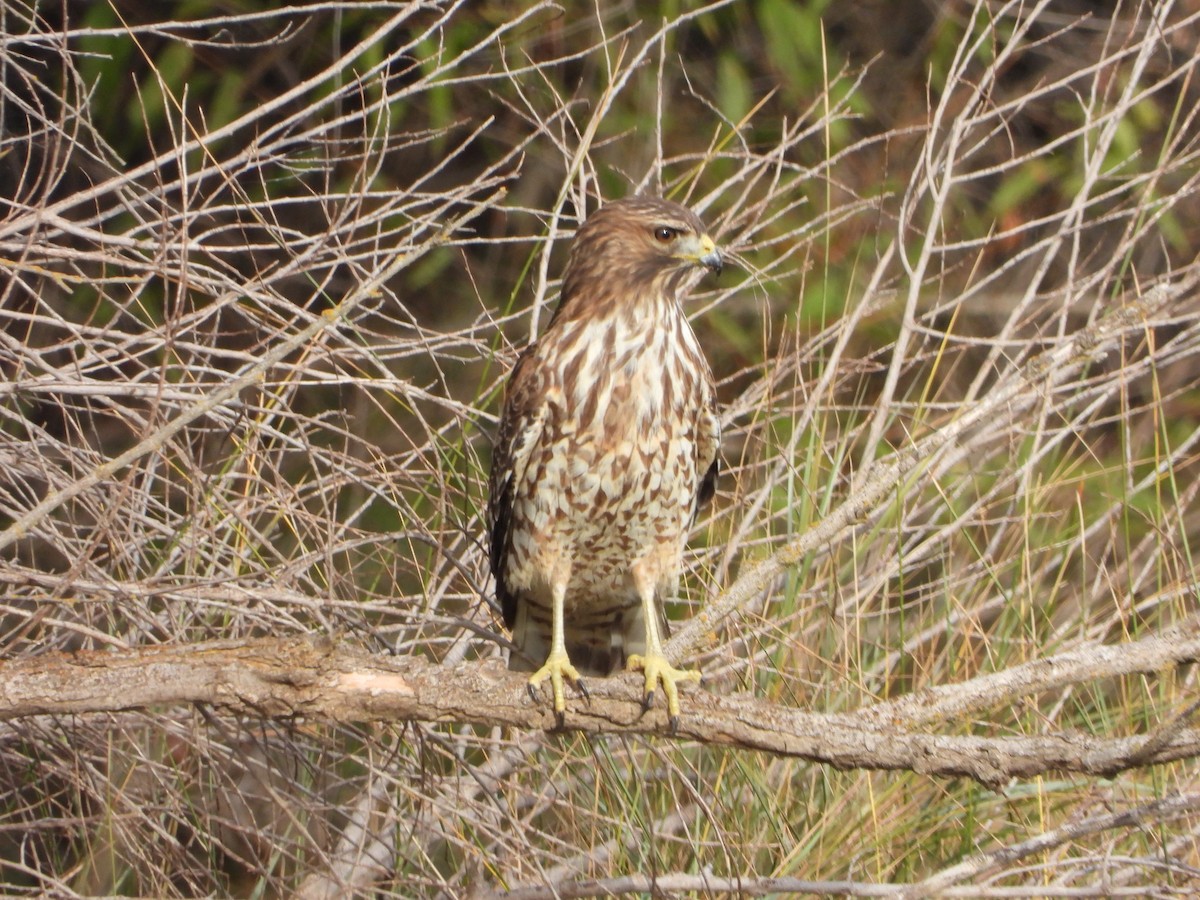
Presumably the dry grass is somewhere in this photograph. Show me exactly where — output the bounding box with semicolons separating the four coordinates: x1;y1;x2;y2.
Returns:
1;0;1199;896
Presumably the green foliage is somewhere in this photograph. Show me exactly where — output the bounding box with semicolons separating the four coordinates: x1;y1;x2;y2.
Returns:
756;0;832;100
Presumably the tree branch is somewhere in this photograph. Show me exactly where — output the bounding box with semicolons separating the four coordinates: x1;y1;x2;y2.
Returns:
2;631;1196;788
667;278;1194;662
488;790;1200;897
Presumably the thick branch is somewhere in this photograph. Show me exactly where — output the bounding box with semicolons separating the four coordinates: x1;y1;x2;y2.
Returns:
1;634;1195;788
859;615;1200;726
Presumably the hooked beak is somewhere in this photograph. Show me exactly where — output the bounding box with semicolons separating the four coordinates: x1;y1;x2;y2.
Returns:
677;232;723;276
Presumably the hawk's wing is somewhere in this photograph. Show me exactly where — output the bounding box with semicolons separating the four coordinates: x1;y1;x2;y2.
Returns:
693;367;721;517
487;344;546;629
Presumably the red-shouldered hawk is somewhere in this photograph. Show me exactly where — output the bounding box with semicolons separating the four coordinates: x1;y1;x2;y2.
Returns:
488;196;722;730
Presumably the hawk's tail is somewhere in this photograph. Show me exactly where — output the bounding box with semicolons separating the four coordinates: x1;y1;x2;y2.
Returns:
506;598;658;677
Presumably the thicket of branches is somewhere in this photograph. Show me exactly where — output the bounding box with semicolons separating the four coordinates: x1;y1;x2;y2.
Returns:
1;0;1199;896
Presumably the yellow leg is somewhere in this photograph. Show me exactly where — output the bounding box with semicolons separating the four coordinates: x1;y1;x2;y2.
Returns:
626;580;700;731
627;651;700;731
527;579;583;727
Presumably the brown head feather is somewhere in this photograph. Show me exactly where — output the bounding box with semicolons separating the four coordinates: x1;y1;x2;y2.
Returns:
552;196;718;325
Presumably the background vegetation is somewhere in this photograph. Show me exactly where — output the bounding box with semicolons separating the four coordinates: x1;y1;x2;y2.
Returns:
1;0;1199;895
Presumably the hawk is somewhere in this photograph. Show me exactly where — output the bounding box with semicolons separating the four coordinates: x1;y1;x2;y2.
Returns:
488;195;722;729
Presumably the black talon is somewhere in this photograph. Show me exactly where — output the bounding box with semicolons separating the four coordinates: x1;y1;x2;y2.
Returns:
668;714;681;735
554;709;565;730
577;678;590;702
642;689;656;713
527;683;539;704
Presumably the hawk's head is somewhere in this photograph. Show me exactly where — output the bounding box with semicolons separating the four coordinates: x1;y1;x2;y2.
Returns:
557;196;721;321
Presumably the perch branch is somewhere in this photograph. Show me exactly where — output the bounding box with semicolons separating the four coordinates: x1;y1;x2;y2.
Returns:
1;630;1196;788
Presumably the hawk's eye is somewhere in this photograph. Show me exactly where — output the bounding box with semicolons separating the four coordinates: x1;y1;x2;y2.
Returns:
653;226;677;243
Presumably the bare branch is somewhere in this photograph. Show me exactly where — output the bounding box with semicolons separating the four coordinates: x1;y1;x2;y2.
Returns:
668;277;1196;662
1;630;1196;788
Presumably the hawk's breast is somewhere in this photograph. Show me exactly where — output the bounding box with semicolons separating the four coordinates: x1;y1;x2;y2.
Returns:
505;306;709;603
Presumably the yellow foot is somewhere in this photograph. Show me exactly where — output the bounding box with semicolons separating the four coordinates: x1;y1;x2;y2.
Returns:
527;651;585;727
627;652;701;732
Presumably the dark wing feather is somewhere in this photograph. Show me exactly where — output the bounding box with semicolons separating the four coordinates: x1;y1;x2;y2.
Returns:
695;456;719;513
487;345;541;629
692;370;721;519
